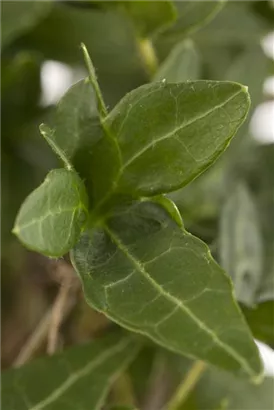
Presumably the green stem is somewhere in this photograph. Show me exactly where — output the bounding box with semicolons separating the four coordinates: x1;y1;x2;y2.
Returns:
137;37;159;78
80;42;108;118
166;361;207;410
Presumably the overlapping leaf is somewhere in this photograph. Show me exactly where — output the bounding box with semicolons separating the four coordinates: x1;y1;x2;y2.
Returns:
13;169;89;257
71;202;262;379
97;81;250;204
193;367;274;410
2;333;140;410
154;40;200;82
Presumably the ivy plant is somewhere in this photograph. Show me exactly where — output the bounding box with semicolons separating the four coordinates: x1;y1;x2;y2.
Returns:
2;1;273;409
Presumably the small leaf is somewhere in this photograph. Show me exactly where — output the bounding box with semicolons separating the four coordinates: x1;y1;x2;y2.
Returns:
100;81;250;202
164;0;225;39
13;169;89;257
48;78;101;163
154;40;200;83
2;333;140;410
71;202;262;379
219;182;263;307
1;0;51;48
42;79;121;204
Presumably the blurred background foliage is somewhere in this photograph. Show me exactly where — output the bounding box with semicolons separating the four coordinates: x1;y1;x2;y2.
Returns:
1;1;274;408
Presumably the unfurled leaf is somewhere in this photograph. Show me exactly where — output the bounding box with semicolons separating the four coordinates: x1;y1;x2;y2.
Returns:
164;0;225;39
1;0;51;48
13;169;88;257
2;333;140;410
241;301;274;346
154;40;200;82
219;182;263;307
71;202;262;379
98;81;249;202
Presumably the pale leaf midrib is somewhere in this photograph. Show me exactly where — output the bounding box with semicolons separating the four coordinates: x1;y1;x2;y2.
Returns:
14;206;83;233
121;88;243;170
29;337;132;410
92;87;244;214
104;225;255;378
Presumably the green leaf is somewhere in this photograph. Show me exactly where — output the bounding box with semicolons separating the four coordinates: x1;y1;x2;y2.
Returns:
88;0;176;37
41;79;121;204
71;202;262;379
164;0;225;39
2;333;140;410
193;2;269;47
241;301;274;346
219;182;263;307
192;367;274;410
1;0;51;48
13;169;89;257
154;40;200;82
121;0;177;38
46;78;100;162
224;46;266;110
99;81;250;202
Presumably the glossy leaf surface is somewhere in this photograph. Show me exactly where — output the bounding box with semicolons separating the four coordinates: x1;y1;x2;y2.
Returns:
71;202;262;379
101;81;250;200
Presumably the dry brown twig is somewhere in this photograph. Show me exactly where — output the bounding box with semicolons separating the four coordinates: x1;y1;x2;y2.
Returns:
13;261;80;367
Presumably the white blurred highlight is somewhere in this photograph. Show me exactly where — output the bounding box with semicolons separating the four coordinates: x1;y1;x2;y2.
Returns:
256;340;274;377
250;101;274;144
40;60;86;106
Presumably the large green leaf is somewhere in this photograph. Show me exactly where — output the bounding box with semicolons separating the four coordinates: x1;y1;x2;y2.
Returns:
164;0;225;39
1;0;51;49
2;333;140;410
154;40;200;82
71;202;262;379
219;182;263;307
13;169;88;257
97;81;250;205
